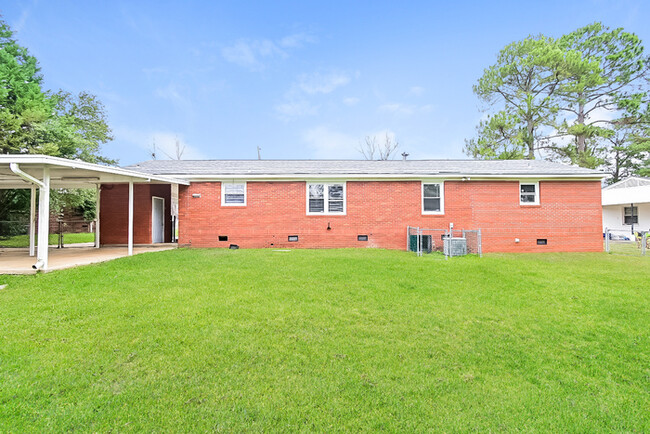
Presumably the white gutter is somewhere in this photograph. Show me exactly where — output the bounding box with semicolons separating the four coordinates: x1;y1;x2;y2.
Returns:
9;163;45;187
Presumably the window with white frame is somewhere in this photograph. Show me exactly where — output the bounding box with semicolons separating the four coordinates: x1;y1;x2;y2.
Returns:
624;206;638;225
221;182;246;206
307;182;345;214
422;182;443;214
519;182;539;205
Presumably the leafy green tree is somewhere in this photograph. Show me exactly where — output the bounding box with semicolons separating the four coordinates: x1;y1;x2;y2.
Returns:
464;111;527;159
0;18;114;228
0;18;53;154
43;90;115;164
554;23;650;167
468;36;573;160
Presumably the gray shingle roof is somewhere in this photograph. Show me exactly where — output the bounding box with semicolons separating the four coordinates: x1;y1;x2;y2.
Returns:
124;159;604;178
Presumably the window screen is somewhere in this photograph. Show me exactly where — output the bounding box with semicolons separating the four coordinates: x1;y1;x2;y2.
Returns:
308;183;345;214
423;183;441;212
223;183;245;204
520;183;537;204
624;206;638;225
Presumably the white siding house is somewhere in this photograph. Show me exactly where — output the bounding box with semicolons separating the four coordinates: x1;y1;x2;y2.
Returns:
602;177;650;234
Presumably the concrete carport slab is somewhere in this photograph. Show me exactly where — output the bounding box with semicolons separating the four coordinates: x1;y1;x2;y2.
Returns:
0;155;188;272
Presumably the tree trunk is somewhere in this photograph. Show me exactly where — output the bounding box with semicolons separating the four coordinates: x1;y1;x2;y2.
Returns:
576;95;586;155
526;118;535;159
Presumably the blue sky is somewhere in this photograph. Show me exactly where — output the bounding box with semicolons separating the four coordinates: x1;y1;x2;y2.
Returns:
1;1;649;165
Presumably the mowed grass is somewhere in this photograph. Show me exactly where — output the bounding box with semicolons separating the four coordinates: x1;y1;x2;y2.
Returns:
0;232;95;248
0;249;648;431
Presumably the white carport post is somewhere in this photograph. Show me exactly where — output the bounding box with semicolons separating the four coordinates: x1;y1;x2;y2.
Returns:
128;181;134;256
95;184;100;248
29;185;36;257
36;167;50;270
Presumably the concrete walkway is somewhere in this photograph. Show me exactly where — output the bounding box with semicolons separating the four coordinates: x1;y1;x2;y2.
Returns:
0;244;176;274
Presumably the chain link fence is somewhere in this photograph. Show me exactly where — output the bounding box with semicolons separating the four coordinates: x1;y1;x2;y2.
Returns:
604;228;647;256
0;220;30;247
407;226;482;258
1;219;95;248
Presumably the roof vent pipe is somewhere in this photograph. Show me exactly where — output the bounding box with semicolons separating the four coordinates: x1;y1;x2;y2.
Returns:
401;152;409;161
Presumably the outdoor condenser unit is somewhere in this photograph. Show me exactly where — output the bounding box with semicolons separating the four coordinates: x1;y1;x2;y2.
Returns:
443;237;467;256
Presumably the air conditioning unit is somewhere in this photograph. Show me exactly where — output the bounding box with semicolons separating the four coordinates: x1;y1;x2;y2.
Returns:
444;237;467;256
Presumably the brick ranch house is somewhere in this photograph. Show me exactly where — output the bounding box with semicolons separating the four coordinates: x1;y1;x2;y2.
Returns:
99;159;605;253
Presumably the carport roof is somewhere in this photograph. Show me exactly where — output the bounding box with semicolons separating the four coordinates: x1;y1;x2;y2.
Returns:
0;155;189;189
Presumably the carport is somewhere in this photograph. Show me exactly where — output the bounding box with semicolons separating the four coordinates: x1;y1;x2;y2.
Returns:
0;155;188;271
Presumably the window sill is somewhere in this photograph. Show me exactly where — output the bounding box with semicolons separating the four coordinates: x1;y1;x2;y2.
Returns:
306;213;347;217
221;205;247;208
520;204;541;207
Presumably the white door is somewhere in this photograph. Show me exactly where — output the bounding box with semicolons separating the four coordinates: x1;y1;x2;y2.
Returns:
152;197;165;243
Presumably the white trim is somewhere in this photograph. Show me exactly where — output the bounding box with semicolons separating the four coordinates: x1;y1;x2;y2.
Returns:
421;181;445;215
151;196;165;243
95;184;100;248
36;167;50;270
29;185;36;256
128;181;133;256
221;181;247;206
306;181;347;215
519;181;540;205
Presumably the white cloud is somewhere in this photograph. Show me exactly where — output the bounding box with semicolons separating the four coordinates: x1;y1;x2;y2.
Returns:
153;82;195;115
279;32;317;48
114;127;206;160
409;86;425;96
302;126;360;159
297;71;351;95
275;100;319;119
221;39;286;70
221;32;316;70
378;103;433;116
155;83;186;103
275;70;354;120
379;103;416;115
343;97;360;106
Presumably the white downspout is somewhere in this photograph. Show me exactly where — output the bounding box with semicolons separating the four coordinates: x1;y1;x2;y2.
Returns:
9;163;45;188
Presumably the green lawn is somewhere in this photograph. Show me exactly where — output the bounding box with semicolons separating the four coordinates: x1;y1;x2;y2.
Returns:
0;249;648;431
0;232;95;248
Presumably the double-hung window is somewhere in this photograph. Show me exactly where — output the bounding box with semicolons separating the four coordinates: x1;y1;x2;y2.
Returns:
520;182;539;205
422;182;444;214
624;206;638;225
221;182;246;206
307;182;345;215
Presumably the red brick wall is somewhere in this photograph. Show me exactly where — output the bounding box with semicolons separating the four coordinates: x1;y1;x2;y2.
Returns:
177;180;602;252
99;184;172;245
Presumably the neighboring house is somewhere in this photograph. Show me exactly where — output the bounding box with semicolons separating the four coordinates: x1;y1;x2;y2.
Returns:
602;176;650;235
98;159;606;253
